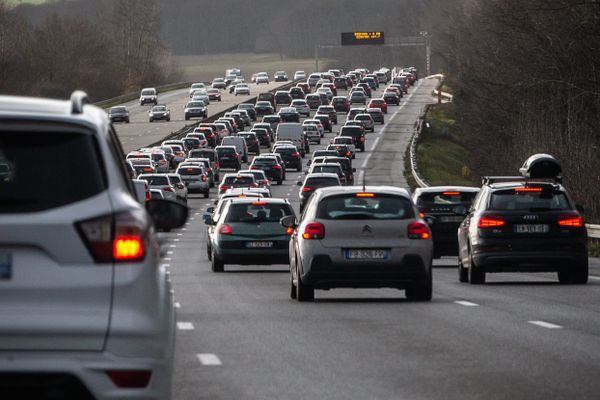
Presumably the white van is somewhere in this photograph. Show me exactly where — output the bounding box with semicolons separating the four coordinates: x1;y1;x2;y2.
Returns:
221;136;249;163
276;123;306;157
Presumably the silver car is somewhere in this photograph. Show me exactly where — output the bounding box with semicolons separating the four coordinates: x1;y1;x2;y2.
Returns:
282;186;433;302
0;90;187;398
137;173;178;201
354;113;375;132
167;173;189;203
290;99;310;117
176;165;210;197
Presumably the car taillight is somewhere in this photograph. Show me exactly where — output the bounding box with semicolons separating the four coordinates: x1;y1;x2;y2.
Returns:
286;226;294;236
218;224;233;235
348;175;353;181
477;215;505;228
201;175;207;182
250;166;260;169
358;136;364;142
219;184;229;191
232;153;239;159
557;214;583;227
260;180;269;185
76;210;147;263
302;222;325;240
106;370;152;389
272;165;281;170
407;221;431;239
301;187;313;192
145;190;150;202
176;183;184;189
163;187;174;192
292;153;300;157
250;183;258;188
346;152;351;157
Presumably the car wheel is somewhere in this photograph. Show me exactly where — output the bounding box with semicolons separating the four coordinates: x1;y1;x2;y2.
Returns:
207;243;212;260
468;254;485;284
296;264;314;302
352;154;355;159
167;118;171;122
211;251;224;272
458;256;469;283
204;191;209;199
149;119;153;123
405;271;432;301
297;165;302;172
185;116;189;121
558;261;588;284
277;179;282;185
126;119;130;123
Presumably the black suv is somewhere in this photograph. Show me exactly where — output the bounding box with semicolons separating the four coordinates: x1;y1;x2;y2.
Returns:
250;156;284;185
320;156;355;185
275;91;292;106
238;132;260;154
413;187;480;258
215;146;241;170
274;146;302;172
289;87;305;100
457;154;588;284
339;126;365;151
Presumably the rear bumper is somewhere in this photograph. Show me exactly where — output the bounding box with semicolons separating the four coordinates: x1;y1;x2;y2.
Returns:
0;351;172;400
215;242;289;264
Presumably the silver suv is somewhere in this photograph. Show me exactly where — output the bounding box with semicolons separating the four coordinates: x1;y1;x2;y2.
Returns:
282;186;433;302
0;91;187;398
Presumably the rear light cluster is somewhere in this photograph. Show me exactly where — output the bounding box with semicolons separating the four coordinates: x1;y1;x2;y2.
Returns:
478;215;505;228
76;210;148;263
558;214;583;227
302;222;325;240
301;187;313;192
219;184;230;192
106;370;152;389
218;224;233;235
407;222;430;239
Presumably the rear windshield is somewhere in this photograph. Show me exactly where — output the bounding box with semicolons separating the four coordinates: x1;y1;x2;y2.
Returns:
489;189;570;211
324;158;351;171
217;148;235;155
312;165;342;175
225;202;293;223
275;148;297;155
340;127;363;137
0;130;106;213
317;194;414;220
417;191;477;212
223;176;254;185
141;175;170;185
130;158;152;165
305;177;340;188
313;151;337;158
178;168;202;176
169;175;182;184
263;117;280;123
252;158;277;166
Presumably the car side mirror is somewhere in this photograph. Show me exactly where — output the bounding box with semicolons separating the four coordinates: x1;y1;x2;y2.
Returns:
576;204;585;214
296;180;303;186
280;215;297;228
146;199;188;230
204;216;215;225
206;206;215;214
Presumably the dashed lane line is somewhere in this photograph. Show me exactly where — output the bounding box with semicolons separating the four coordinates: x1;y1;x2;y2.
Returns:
454;300;479;307
529;320;562;329
177;322;195;330
197;353;222;366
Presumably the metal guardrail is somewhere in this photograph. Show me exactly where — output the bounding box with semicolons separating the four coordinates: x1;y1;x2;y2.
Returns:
407;76;600;239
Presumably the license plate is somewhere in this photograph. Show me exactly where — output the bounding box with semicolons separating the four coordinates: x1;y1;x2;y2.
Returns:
0;253;12;280
440;216;465;223
514;224;549;233
345;249;388;260
246;241;273;248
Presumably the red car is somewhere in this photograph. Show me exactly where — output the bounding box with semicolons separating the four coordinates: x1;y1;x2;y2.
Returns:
207;88;222;102
367;98;388;114
357;83;372;97
297;82;311;94
385;86;402;97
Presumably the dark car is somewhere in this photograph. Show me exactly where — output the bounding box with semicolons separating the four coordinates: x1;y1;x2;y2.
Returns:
108;106;129;123
237;103;257;121
413;187;480;258
278;107;300;123
253;123;275;140
250;156;284;185
298;173;342;212
250;128;271;147
238;132;260;155
216;145;241;170
258;92;275;107
367;108;385;124
307;150;339;167
332;96;350;113
313;114;333;133
457;154;588;284
326;144;352;160
317;92;330;106
148;105;170;122
305;94;321;110
274;146;303;171
206;198;295;271
339;126;365;151
275;91;292;106
182;137;201;151
289;87;305;100
320;156;355;185
255;101;275;116
262;115;282;132
274;71;288;82
383;91;400;105
316;105;338;124
334;77;348;90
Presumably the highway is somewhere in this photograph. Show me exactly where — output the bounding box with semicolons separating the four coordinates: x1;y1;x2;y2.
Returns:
115;79;600;400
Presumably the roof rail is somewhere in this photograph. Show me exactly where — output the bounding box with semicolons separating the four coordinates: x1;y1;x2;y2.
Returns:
482;176;562;185
70;91;89;114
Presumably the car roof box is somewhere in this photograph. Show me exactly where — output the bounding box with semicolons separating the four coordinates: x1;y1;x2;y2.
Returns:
519;153;562;179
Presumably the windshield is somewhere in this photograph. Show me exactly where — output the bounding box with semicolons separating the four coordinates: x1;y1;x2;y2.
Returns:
223;176;255;186
141;175;169;185
317;194;414;220
489;189;570;211
225;202;293;223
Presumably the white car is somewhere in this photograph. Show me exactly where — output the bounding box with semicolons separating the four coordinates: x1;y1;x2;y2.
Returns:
191;90;210;104
0;91;187;398
290;99;310;117
189;82;205;97
234;83;250;96
138;174;178;201
294;70;307;80
255;72;269;84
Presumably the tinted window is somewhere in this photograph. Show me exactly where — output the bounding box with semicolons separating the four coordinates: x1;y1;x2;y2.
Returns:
217;148;235;155
317;194;414;220
312;166;342;175
489;189;570;211
223;176;255;185
225;203;293;223
252;158;276;166
305;178;340;188
417;192;477;209
177;168;202;176
0;130;106;213
169;175;182;184
141;175;170;185
340;127;363;137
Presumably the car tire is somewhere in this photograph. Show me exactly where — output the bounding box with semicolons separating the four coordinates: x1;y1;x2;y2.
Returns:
296;265;314;302
558;261;588;284
277;179;282;185
352;154;355;159
126;119;130;123
458;256;469;283
167;118;171;122
297;165;302;172
149;119;153;123
204;191;209;199
405;272;432;301
207;243;212;260
185;116;189;121
211;251;224;273
290;271;297;300
468;254;485;284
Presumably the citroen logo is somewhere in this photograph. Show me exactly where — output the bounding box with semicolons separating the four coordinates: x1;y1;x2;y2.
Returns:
362;225;372;233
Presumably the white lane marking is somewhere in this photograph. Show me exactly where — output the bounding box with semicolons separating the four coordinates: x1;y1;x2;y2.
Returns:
177;322;195;330
455;300;479;307
174;239;180;242
169;244;177;248
161;264;171;268
529;320;562;329
197;353;222;366
190;218;195;221
182;228;187;231
589;276;600;280
174;302;181;309
177;233;183;236
167;251;174;255
164;257;172;261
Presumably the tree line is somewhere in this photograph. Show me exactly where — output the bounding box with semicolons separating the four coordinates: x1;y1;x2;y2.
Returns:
432;0;600;222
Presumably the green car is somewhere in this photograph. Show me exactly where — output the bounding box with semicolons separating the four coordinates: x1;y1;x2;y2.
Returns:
205;198;295;272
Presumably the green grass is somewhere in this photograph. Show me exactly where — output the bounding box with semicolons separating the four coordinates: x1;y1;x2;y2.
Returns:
175;53;336;82
589;240;600;257
416;102;477;187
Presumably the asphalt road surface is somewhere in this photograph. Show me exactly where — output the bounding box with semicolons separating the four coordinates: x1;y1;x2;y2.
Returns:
115;79;600;400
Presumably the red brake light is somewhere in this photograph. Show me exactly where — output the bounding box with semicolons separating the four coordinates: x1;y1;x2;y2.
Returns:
478;216;505;228
407;221;431;239
114;237;144;260
251;201;267;205
219;184;229;191
301;187;313;192
286;226;294;235
272;165;281;170
302;222;325;240
106;370;152;389
163;187;174;192
291;153;300;157
515;187;543;192
202;175;207;182
356;192;374;197
443;191;460;196
557;214;583;227
218;224;233;235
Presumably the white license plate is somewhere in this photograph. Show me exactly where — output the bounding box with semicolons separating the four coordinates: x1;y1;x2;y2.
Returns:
514;224;549;233
246;241;273;248
440;216;465;223
345;249;388;260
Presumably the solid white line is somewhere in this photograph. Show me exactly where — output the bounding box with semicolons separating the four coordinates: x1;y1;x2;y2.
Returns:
197;353;222;366
454;300;479;307
529;320;562;329
177;322;195;330
164;257;172;261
